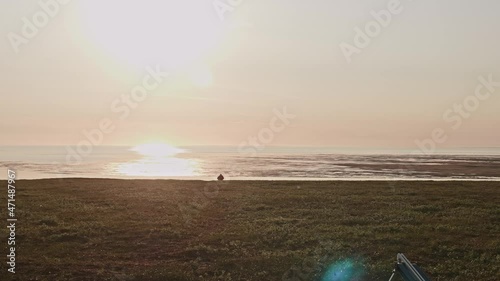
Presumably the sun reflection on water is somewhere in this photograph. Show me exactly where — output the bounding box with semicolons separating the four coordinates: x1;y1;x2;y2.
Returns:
114;143;198;177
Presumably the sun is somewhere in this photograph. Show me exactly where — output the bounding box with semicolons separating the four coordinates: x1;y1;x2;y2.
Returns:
131;143;184;158
76;1;226;70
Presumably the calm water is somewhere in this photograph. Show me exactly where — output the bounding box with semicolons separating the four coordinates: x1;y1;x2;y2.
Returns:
1;146;500;180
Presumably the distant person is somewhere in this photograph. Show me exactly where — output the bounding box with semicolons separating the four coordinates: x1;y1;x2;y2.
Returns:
217;174;224;181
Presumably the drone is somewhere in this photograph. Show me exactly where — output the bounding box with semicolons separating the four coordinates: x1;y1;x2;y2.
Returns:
388;253;431;281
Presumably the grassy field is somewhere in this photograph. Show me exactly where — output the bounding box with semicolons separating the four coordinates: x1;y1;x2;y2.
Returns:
0;179;499;280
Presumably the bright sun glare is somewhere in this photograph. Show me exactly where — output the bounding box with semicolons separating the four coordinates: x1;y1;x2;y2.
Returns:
77;0;225;80
117;143;196;177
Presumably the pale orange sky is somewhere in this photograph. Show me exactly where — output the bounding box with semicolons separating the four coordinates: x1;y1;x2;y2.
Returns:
1;0;499;148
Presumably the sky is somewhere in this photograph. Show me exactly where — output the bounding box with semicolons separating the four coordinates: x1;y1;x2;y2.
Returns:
1;0;499;148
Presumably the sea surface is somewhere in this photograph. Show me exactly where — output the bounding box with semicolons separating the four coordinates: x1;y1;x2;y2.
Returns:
1;146;500;180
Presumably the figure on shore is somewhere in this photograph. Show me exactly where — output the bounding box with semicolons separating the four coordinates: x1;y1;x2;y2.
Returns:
217;174;224;181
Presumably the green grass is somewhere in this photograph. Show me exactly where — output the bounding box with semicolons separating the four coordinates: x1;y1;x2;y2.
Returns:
0;179;499;280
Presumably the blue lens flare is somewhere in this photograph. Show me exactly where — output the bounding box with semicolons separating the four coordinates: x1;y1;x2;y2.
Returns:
321;259;364;281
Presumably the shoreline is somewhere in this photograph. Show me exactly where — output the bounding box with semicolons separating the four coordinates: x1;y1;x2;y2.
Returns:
14;176;500;182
